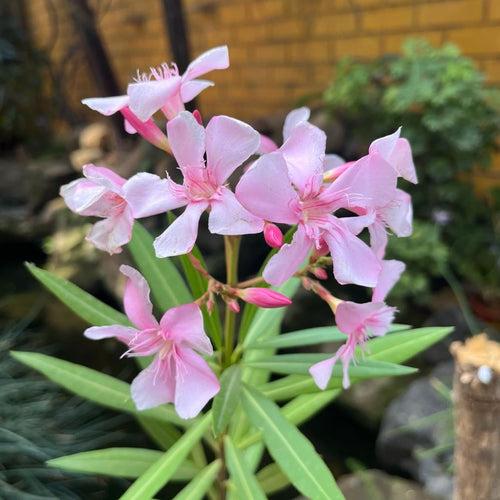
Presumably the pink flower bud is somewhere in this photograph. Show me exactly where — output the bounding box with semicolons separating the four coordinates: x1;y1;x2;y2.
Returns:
237;288;291;308
193;109;203;125
227;299;240;313
264;222;283;249
312;268;328;280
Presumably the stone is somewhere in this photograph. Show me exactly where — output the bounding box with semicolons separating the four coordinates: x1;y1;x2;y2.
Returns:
377;361;454;499
79;122;112;150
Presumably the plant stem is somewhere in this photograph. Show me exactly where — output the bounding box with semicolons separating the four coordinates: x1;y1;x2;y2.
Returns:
223;236;240;368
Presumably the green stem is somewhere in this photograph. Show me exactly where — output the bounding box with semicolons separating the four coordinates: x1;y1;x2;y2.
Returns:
223;236;240;368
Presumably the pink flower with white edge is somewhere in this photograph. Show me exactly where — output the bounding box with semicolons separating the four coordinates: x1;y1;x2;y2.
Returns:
129;111;263;258
127;46;229;122
236;123;398;287
60;164;180;254
309;259;404;391
236;288;292;308
84;265;219;419
82;95;170;151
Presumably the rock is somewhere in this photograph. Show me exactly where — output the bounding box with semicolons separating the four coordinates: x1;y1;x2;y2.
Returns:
79;122;112;150
338;469;438;500
377;362;454;499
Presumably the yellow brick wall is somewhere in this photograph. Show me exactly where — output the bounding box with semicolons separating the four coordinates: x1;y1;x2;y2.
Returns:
25;0;500;122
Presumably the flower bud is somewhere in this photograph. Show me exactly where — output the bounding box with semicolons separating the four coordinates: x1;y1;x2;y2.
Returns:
264;222;283;249
193;109;203;125
312;267;328;280
237;287;291;308
227;299;240;313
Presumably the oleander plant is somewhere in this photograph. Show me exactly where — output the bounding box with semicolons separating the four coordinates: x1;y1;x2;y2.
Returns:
14;45;452;499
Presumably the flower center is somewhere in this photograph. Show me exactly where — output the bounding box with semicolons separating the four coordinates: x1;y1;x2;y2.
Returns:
134;62;180;82
185;167;219;201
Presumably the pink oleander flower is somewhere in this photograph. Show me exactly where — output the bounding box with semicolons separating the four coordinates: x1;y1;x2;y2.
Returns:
236;122;398;287
81;95;170;151
309;259;405;390
60;164;178;254
127;46;229;122
84;265;219;419
131;111;263;258
236;287;292;308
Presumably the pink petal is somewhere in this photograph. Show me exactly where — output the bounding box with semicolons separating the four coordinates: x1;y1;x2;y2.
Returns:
60;178;109;217
390;138;417;184
369;127;400;159
368;219;388;260
372;259;405;302
380;189;413;237
160;303;212;355
205;115;260;185
180;79;214;103
326;153;397;211
120;264;158;330
84;325;138;344
309;356;336;390
263;225;312;286
182;45;229;82
83;164;127;189
283;106;310;141
81;95;129;116
131;355;175;411
323;154;346;172
258;134;279;154
336;301;395;337
173;347;220;419
123;173;187;218
208;187;264;235
279;122;325;196
86;210;134;254
120;107;170;151
124;119;137;134
325;219;381;287
154;202;207;257
235;152;300;225
166;111;205;172
341;211;376;236
127;76;182;121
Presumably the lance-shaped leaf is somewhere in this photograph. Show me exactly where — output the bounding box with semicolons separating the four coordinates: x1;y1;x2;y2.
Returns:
10;351;187;427
26;263;129;326
224;436;266;500
247;323;410;350
256;463;290;495
120;413;211;500
246;354;417;377
128;223;192;310
173;460;221;500
47;448;198;480
361;326;454;363
137;416;181;450
241;385;343;500
212;365;242;435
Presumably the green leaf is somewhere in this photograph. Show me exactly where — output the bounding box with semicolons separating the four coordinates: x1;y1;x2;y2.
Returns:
363;326;454;364
11;351;187;427
26;263;129;326
239;390;341;449
137;416;181;450
247;354;417;377
224;436;266;500
256;463;290;495
247;323;410;350
212;365;241;435
173;460;221;500
128;223;192;311
47;448;198;480
241;385;343;500
249;326;346;350
120;413;211;500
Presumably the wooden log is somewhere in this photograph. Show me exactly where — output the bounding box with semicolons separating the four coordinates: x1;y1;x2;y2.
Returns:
451;334;500;500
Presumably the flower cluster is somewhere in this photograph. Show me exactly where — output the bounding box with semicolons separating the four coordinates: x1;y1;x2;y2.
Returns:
61;46;416;418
